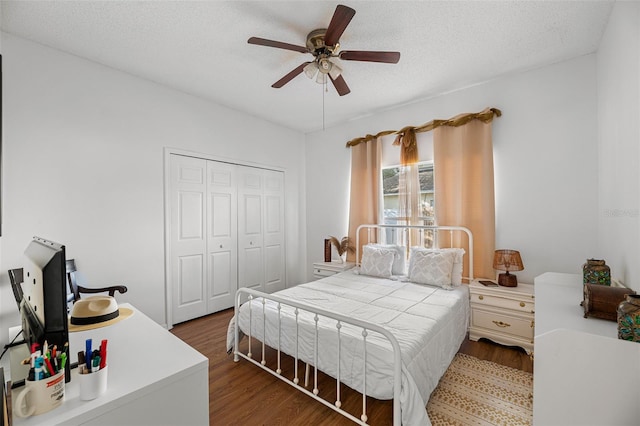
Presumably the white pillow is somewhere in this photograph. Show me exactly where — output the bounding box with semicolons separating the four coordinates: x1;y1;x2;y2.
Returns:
368;244;406;275
408;250;455;288
360;245;395;278
409;247;465;286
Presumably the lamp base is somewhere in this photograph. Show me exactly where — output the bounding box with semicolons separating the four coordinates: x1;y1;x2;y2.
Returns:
498;272;518;287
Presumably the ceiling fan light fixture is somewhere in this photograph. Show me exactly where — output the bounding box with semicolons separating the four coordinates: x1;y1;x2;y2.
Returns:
318;58;332;73
329;63;342;80
316;72;327;84
303;62;319;79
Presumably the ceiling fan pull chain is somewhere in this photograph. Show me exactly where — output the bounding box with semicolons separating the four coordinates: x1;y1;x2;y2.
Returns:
322;81;326;130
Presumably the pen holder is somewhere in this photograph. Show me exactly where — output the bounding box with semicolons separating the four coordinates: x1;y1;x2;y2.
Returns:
14;370;65;417
79;366;108;401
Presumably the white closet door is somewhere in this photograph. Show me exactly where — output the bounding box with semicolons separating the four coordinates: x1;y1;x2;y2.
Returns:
263;169;286;293
207;161;238;313
238;168;264;291
168;153;285;325
170;155;208;323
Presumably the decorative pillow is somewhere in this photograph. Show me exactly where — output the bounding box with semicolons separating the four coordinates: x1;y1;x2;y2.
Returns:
408;250;455;288
360;245;395;278
409;247;465;286
369;244;406;275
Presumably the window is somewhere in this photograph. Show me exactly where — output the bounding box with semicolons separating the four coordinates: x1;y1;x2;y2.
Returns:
382;162;435;245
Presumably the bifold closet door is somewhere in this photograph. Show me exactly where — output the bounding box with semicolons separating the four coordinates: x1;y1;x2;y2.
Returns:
237;168;285;293
263;170;286;293
207;161;238;313
169;154;285;323
169;155;208;323
169;155;238;323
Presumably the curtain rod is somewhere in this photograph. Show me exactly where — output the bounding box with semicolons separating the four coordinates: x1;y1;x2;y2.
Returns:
345;107;502;148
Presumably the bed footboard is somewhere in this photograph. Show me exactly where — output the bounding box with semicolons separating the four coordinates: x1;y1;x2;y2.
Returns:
233;288;402;426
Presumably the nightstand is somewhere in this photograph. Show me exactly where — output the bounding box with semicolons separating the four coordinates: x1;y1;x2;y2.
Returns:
312;261;355;279
468;280;535;354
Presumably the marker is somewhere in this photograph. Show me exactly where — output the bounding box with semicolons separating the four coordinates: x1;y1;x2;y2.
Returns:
44;357;55;376
92;356;101;373
60;353;67;370
34;357;43;381
85;339;92;371
99;339;108;369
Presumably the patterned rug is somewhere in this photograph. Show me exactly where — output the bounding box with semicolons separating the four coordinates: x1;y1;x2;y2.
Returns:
426;353;533;425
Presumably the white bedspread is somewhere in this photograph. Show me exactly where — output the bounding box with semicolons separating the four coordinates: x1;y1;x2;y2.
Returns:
231;271;469;425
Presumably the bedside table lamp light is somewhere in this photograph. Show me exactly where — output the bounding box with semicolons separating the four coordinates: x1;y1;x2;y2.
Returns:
493;249;524;287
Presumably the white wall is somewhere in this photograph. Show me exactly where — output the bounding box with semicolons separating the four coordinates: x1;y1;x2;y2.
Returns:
306;55;599;284
0;33;307;340
597;1;640;292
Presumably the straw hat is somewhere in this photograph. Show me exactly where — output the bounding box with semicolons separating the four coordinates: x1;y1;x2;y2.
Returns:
68;295;134;332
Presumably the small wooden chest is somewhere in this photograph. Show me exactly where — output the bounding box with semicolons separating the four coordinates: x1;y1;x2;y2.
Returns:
583;283;636;321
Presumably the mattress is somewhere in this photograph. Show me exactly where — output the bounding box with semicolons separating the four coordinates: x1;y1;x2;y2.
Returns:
234;270;470;425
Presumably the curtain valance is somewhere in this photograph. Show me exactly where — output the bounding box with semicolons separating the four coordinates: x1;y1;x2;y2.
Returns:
345;107;502;148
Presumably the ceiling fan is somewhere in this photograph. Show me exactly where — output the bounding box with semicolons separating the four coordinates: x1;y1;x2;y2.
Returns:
248;4;401;96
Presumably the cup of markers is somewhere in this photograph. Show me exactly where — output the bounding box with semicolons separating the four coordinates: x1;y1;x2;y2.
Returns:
78;338;108;401
15;342;68;417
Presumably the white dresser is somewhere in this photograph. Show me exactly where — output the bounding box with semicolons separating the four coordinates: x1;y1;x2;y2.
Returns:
533;272;640;425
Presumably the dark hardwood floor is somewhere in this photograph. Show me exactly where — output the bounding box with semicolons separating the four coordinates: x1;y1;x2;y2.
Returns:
170;308;533;426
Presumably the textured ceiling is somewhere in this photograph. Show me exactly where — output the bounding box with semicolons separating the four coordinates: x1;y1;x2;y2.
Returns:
0;1;614;133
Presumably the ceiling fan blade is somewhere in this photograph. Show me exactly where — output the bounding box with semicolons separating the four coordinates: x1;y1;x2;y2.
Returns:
340;50;401;64
272;62;312;88
329;74;351;96
248;37;308;54
324;5;356;46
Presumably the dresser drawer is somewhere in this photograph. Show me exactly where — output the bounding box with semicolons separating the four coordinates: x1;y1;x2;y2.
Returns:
471;308;534;340
471;292;534;314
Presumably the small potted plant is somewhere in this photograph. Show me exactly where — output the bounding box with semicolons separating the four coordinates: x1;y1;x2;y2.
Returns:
328;236;355;263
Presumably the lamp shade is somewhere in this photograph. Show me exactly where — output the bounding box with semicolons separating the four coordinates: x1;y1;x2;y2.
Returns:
493;250;524;272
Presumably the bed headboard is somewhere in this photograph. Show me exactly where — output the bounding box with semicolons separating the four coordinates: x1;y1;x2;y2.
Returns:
355;224;474;282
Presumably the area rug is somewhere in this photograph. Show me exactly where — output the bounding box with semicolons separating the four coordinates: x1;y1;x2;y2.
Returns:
426;353;533;425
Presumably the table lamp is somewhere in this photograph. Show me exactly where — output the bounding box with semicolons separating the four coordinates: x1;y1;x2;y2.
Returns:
493;249;524;287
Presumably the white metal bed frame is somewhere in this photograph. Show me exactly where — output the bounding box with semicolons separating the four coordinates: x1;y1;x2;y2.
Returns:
233;224;473;425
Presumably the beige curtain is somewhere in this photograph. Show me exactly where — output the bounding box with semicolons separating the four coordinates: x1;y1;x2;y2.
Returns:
434;119;495;280
347;137;381;262
394;128;421;250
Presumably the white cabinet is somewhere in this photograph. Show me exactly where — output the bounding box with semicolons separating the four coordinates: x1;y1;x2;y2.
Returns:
168;154;285;324
468;280;535;354
533;273;640;425
312;261;355;279
11;304;208;425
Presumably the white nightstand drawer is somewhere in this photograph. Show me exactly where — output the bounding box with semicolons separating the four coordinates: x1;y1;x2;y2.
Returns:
312;261;355;280
472;309;534;340
314;268;336;277
471;292;534;314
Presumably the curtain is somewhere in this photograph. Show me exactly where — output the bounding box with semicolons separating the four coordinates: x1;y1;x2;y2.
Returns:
434;119;495;280
347;137;381;262
394;128;421;250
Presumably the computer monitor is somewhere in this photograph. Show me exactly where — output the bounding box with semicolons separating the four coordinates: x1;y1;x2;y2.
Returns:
20;237;70;382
